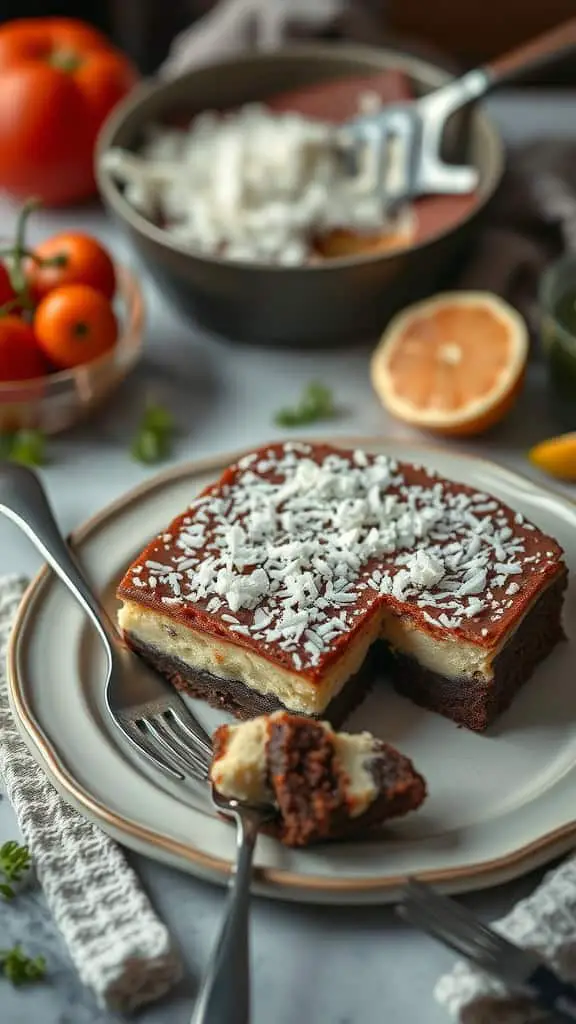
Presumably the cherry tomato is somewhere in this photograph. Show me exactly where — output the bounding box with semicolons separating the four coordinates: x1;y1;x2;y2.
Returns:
34;284;118;369
0;316;47;381
27;232;116;302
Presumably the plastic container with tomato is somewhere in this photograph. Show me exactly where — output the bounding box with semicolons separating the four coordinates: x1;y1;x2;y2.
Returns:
0;264;143;434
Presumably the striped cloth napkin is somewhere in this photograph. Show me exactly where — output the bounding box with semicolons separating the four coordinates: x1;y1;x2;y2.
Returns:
0;575;182;1013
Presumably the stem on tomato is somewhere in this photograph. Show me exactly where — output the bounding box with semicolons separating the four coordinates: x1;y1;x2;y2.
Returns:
0;247;38;262
5;198;41;310
48;50;83;74
0;297;21;317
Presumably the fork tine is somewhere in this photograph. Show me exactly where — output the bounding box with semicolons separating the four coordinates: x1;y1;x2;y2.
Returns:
141;717;207;781
405;880;513;957
168;708;213;760
398;900;484;964
120;718;185;780
403;886;497;962
397;905;473;958
159;714;211;774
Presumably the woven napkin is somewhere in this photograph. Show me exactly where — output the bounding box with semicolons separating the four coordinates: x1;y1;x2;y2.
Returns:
435;857;576;1023
0;575;182;1013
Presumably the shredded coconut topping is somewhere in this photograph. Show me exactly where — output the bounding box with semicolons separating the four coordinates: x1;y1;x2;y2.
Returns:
101;102;411;266
128;444;561;671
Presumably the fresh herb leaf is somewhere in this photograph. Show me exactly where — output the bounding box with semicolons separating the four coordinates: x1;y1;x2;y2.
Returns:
0;946;45;986
9;429;46;467
0;429;46;467
0;840;31;892
131;427;170;465
142;403;174;436
0;883;14;900
274;381;337;428
131;401;175;465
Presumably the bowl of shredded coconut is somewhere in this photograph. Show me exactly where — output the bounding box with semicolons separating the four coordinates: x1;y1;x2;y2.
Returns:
96;45;503;347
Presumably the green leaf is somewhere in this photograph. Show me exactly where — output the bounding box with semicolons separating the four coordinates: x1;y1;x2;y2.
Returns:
0;840;31;886
131;401;175;465
0;883;14;900
9;429;46;467
143;403;175;435
131;427;170;465
274;381;337;428
0;946;46;986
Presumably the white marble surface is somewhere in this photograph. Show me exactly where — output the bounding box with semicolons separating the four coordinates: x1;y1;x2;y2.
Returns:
0;90;574;1024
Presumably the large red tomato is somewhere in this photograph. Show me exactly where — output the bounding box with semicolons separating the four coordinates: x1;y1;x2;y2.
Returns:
0;18;138;206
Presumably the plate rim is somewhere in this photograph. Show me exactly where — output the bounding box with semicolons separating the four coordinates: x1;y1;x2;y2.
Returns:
8;435;576;900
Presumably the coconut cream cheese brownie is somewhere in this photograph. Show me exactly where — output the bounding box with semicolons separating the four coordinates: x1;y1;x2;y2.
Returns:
210;711;427;847
117;442;567;732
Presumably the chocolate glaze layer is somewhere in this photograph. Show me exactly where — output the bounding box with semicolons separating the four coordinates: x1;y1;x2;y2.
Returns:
118;443;566;688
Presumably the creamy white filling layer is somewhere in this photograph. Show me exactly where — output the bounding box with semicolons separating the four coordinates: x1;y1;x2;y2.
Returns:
210;713;379;817
117;594;510;715
332;730;379;816
118;600;381;715
382;611;492;679
211;718;271;804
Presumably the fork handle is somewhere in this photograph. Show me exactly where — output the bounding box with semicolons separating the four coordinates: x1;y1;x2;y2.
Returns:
190;812;260;1024
0;462;118;652
528;965;576;1022
485;17;576;84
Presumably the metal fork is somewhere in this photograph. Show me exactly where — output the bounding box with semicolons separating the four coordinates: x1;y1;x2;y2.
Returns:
399;879;576;1022
342;18;576;209
0;462;273;1024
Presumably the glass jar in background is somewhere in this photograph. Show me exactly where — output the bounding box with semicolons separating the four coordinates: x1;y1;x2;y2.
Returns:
539;253;576;429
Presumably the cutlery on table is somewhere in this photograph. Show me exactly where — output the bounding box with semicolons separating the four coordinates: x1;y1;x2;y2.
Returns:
399;878;576;1023
342;18;576;209
0;462;274;1024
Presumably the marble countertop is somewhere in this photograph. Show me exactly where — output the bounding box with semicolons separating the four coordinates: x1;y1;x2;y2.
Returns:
0;89;574;1024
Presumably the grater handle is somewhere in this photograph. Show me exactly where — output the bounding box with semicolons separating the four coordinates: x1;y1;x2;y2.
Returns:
485;18;576;84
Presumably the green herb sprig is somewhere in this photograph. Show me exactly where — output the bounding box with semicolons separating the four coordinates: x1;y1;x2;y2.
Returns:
0;841;31;900
0;428;46;467
131;402;175;465
0;946;45;986
274;381;337;428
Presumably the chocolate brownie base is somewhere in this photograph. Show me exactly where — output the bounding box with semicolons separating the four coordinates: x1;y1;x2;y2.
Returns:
387;569;567;731
125;568;566;733
124;633;378;729
266;717;426;847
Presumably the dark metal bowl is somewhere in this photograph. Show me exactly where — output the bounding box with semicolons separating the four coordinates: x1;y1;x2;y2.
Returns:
96;44;505;348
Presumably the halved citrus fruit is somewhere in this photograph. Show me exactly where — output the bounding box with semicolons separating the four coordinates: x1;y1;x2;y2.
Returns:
370;291;529;437
529;433;576;481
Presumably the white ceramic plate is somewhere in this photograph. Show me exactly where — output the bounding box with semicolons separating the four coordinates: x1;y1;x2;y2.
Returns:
8;438;576;904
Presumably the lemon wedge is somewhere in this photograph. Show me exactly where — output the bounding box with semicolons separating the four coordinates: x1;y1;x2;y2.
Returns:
529;433;576;481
